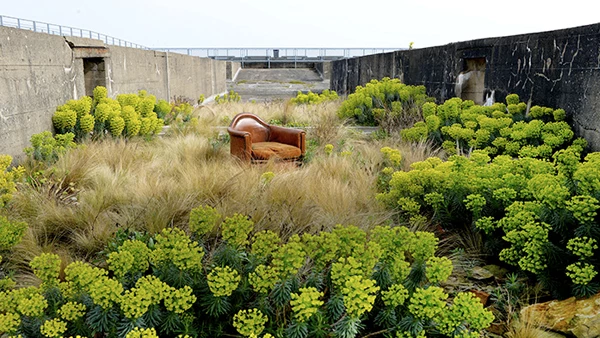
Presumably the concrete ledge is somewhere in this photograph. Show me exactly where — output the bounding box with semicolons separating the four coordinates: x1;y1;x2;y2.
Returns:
64;36;106;48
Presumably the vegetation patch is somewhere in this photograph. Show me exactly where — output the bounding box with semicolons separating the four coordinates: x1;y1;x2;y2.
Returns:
1;79;599;337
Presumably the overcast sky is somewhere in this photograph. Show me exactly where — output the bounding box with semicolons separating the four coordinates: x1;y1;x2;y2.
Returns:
2;0;598;49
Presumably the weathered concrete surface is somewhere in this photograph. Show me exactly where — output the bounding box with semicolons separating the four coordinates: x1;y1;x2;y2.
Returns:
0;26;85;162
108;48;228;101
315;61;332;81
0;26;230;162
227;61;242;81
235;69;323;82
108;47;168;98
230;69;330;102
331;23;600;150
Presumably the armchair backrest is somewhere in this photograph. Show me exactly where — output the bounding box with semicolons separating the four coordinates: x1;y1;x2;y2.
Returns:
229;113;271;142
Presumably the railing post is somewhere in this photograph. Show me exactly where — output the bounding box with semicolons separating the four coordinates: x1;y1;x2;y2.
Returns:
33;21;36;31
59;25;62;35
47;23;50;33
0;16;4;27
70;27;73;36
17;18;20;29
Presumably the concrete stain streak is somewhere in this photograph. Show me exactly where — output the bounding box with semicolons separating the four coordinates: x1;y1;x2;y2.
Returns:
551;69;564;92
568;35;581;76
534;73;551;81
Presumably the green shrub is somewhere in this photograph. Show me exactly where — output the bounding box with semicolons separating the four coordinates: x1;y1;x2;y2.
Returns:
400;94;575;158
23;131;76;164
291;90;338;105
52;96;94;140
154;99;172;120
0;215;27;251
378;141;600;298
215;90;241;104
52;87;165;141
0;216;493;337
338;77;435;132
164;102;194;125
0;155;24;208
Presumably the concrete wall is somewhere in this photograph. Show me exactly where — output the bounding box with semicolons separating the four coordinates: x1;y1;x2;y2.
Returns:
331;23;600;150
0;27;85;162
315;61;332;81
0;26;230;162
227;61;242;81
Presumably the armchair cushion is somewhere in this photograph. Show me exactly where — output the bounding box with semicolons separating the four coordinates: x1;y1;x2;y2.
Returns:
252;142;302;160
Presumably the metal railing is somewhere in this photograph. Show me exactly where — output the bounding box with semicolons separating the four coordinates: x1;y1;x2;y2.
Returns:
0;14;148;49
153;47;403;59
0;14;404;61
153;48;405;68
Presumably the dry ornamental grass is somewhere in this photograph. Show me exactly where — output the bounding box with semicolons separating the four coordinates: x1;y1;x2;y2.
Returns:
2;99;444;285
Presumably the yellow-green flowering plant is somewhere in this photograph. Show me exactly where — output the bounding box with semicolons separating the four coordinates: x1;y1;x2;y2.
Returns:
0;312;21;335
57;302;86;322
400;93;577;159
188;205;221;237
338;77;434;133
251;230;280;259
3;211;494;338
151;228;204;273
0;215;27;251
207;266;241;297
221;213;254;247
291;89;338;105
49;86;165;142
125;327;159;338
30;253;61;288
23;131;77;164
378;136;600;297
290;287;324;323
215;90;241;104
233;308;268;337
40;318;68;338
0;155;24;208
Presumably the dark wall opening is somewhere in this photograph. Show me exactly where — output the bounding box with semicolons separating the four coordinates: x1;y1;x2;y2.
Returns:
460;58;486;104
83;58;106;97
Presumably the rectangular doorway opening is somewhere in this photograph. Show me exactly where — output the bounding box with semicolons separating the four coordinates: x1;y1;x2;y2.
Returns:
460;58;486;105
83;58;106;97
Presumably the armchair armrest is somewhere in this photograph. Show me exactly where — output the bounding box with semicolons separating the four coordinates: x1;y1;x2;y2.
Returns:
269;125;306;155
227;127;252;162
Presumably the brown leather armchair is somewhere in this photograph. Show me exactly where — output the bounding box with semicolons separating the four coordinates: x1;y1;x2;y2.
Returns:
227;113;306;162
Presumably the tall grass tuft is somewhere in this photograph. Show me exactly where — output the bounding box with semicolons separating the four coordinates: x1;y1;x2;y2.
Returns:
5;128;407;279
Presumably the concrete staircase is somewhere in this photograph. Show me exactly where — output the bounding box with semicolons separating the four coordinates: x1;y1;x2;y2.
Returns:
229;69;330;102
